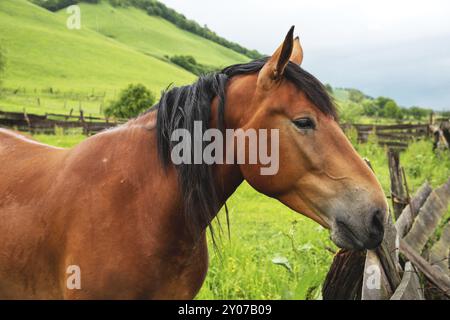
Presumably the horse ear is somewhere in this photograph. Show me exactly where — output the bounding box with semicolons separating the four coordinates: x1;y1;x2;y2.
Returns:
257;26;295;90
290;36;303;65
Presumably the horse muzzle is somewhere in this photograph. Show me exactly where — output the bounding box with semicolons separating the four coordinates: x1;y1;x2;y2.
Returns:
330;206;386;250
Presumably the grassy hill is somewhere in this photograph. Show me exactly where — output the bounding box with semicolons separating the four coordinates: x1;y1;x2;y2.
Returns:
0;0;248;116
66;1;249;67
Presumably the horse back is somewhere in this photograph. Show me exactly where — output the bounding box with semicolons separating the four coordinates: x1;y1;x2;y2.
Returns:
0;128;66;194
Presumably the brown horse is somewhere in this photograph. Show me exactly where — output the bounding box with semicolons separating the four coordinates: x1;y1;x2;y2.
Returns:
0;27;387;299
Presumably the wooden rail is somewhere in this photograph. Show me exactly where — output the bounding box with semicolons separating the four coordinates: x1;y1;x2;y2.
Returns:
342;123;430;150
0;110;124;135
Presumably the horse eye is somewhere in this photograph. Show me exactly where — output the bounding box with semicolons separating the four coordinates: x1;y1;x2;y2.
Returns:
293;117;315;130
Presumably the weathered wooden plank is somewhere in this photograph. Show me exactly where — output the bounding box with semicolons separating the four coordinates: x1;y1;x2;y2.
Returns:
0;119;29;127
376;134;415;140
361;210;402;300
362;250;394;299
379;141;409;148
388;149;407;219
429;223;450;276
0;110;124;132
400;239;450;297
0;118;117;135
357;130;426;137
395;181;433;238
0;111;47;121
390;262;424;300
352;123;429;131
322;250;366;300
376;131;428;137
46;113;105;121
435;177;450;200
378;213;403;277
403;178;450;253
0;111;27;120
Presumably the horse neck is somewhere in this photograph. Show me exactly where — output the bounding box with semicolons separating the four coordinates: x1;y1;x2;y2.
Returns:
212;161;244;206
128;108;244;238
129;83;252;238
203;76;260;222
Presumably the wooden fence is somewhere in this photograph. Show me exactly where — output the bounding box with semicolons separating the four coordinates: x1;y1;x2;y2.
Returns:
0;110;123;135
323;154;450;300
342;123;430;150
0;110;434;147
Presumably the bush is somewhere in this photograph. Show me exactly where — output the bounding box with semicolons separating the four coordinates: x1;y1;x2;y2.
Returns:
339;102;363;123
406;106;431;121
339;88;434;122
383;100;402;119
170;55;216;76
32;0;100;11
108;0;130;7
104;84;155;119
362;100;378;117
359;95;411;120
441;111;450;118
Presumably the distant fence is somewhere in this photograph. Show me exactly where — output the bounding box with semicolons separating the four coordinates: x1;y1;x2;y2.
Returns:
0;110;442;149
342;123;430;150
0;110;124;135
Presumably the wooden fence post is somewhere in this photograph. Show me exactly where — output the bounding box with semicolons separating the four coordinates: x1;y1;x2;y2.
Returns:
79;109;88;135
387;149;408;220
23;108;32;133
322;250;366;300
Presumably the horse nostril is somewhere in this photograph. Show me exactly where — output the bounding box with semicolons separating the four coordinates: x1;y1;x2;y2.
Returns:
370;209;385;237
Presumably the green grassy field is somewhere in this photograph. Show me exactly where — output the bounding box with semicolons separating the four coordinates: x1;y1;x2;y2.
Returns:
65;1;249;67
0;0;247;117
32;131;450;299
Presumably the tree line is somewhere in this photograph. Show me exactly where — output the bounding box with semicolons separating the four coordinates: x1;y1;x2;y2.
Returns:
336;87;435;123
31;0;263;60
168;55;218;76
31;0;100;11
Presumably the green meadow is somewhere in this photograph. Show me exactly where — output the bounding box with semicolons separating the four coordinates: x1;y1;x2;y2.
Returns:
33;131;450;299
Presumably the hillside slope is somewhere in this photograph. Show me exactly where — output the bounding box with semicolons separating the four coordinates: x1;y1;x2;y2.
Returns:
0;0;195;93
66;1;249;68
0;0;251;115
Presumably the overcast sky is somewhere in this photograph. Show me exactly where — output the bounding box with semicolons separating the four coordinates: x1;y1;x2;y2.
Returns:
162;0;450;110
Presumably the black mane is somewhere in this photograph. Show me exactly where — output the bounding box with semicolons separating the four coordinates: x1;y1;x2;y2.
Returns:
151;58;336;241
